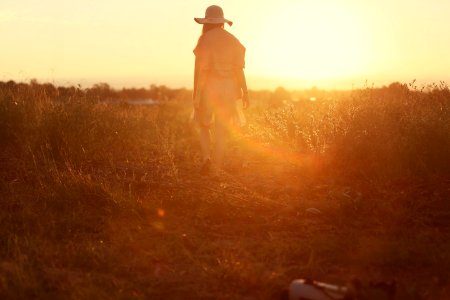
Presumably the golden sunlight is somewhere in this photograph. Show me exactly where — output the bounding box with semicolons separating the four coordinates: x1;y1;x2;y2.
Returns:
252;1;372;81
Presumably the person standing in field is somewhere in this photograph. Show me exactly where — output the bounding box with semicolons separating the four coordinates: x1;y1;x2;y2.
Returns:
193;5;249;175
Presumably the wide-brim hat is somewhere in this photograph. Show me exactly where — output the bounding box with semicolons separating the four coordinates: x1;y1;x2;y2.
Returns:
194;5;233;26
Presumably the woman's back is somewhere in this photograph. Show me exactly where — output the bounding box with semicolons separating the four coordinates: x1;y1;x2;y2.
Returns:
194;27;245;78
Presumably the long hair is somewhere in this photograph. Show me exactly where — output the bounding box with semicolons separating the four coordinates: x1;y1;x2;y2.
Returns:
202;23;224;35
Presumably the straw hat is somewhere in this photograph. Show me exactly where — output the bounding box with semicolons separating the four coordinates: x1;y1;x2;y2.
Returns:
194;5;233;26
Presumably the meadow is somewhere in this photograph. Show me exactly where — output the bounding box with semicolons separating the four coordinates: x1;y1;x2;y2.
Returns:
1;80;449;299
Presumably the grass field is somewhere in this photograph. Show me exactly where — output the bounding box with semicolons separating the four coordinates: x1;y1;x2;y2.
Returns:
1;81;449;299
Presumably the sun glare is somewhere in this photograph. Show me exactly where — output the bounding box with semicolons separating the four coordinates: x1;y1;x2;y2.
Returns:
251;1;371;81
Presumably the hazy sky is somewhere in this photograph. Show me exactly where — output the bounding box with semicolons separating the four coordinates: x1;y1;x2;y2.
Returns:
1;0;450;89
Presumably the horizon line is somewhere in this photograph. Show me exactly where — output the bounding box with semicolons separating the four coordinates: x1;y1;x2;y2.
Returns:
1;75;449;92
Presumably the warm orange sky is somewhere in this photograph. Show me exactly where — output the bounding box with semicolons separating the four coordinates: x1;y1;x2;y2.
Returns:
1;0;450;90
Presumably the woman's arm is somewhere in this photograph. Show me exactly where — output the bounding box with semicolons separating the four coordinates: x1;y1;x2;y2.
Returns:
236;68;249;109
193;61;198;100
193;59;207;109
193;60;199;108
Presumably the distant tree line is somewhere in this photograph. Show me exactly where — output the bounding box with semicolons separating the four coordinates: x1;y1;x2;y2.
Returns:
0;80;192;103
1;79;447;107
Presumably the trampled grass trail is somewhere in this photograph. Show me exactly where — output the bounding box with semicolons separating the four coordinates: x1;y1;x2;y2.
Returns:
80;150;450;299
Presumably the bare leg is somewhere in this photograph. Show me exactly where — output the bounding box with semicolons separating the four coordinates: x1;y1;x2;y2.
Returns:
199;126;211;162
213;117;230;171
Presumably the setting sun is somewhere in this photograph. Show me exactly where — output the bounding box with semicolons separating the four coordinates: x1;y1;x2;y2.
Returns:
251;1;371;81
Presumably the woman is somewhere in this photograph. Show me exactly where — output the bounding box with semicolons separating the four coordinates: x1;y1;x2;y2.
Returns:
193;5;249;175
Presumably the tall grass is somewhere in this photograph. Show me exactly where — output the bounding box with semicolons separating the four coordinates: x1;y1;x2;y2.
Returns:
1;81;449;299
254;83;450;180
